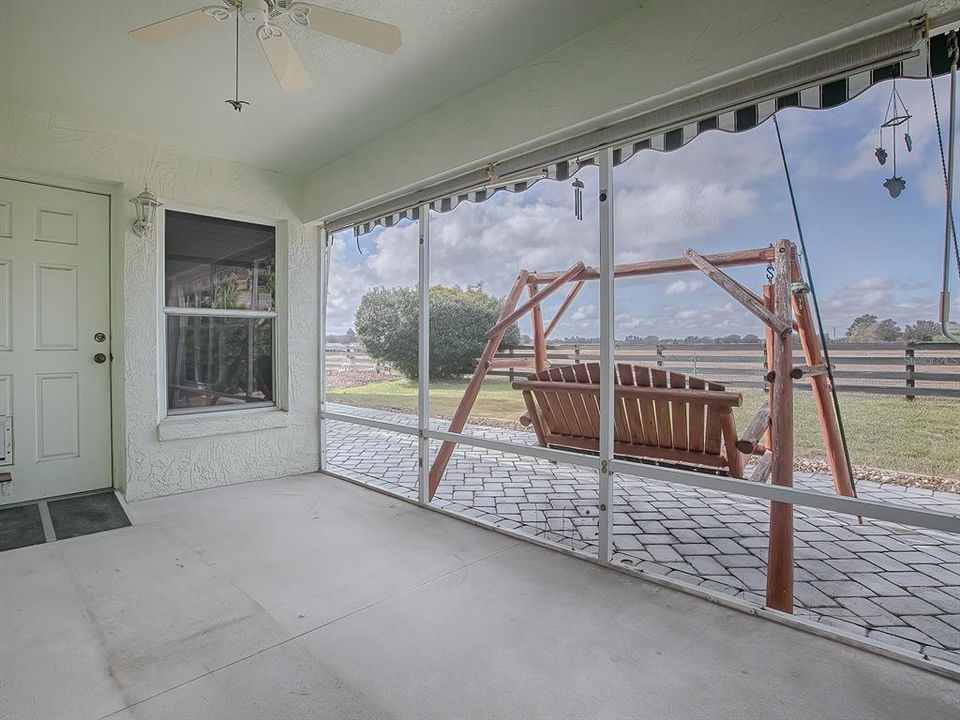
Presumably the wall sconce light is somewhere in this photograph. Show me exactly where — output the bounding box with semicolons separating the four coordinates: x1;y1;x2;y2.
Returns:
130;186;162;237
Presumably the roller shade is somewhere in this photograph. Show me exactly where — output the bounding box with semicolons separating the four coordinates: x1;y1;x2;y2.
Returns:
333;21;943;238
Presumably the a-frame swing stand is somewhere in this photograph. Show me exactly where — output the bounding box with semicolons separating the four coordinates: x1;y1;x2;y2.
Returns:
428;240;855;613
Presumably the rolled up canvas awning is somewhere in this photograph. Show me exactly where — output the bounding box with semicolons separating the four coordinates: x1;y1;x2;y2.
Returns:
334;23;951;238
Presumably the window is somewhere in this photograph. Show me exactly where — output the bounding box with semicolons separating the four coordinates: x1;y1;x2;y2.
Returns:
163;210;276;414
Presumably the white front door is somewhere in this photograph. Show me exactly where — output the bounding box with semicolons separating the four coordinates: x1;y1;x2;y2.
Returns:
0;178;112;504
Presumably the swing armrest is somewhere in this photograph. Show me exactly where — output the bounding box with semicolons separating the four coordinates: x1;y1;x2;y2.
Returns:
736;402;770;455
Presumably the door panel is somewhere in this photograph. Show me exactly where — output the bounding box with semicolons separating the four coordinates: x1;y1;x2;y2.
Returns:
0;202;10;237
0;260;10;350
36;373;81;461
35;207;78;245
0;178;111;503
35;263;79;350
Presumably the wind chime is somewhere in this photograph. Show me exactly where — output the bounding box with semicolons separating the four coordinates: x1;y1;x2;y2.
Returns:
874;80;912;197
572;177;585;220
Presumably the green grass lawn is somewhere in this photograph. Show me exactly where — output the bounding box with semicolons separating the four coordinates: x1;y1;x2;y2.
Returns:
328;377;960;478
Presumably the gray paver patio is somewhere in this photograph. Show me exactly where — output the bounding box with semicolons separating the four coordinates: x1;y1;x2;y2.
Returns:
325;403;960;667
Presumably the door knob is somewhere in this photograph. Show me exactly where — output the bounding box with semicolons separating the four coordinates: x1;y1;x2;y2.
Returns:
94;353;107;364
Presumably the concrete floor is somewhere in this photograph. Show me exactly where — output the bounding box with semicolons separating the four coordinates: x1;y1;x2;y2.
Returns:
326;406;960;663
1;474;958;720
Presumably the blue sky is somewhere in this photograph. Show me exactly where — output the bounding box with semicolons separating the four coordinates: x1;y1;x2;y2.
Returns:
328;75;958;341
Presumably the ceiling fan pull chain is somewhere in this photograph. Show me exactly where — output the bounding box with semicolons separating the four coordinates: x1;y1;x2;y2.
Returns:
226;3;251;112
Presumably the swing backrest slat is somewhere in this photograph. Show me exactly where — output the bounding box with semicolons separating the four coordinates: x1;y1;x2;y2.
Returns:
513;362;745;476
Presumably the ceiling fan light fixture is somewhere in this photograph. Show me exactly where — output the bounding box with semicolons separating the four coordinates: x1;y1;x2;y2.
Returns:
130;0;402;102
241;0;272;24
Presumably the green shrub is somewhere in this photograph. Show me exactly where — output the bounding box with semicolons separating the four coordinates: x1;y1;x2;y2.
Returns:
355;285;522;380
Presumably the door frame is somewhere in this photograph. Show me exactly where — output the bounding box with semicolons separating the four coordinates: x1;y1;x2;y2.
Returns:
0;167;124;496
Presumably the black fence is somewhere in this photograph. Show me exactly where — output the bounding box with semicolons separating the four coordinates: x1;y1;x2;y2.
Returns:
492;342;960;400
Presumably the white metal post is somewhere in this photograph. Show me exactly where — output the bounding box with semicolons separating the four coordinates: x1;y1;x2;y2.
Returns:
318;225;330;472
418;205;431;504
598;147;615;562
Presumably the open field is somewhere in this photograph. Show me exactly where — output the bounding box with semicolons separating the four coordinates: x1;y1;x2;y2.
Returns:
328;376;960;479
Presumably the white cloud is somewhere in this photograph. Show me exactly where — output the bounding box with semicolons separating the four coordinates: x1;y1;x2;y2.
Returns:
325;222;419;332
326;77;955;339
665;279;704;295
570;303;598;322
819;274;955;334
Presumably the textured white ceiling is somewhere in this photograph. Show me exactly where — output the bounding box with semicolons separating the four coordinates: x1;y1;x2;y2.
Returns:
0;0;639;175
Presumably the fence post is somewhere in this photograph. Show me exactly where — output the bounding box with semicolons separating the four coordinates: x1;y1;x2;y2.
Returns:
508;347;515;382
905;343;916;401
574;344;581;365
656;342;664;367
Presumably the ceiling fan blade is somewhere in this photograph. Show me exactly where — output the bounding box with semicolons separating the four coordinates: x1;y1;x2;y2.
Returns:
291;3;401;54
259;28;313;93
129;8;223;45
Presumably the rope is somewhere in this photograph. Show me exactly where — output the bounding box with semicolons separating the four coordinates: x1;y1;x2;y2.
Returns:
931;73;960;284
771;114;857;496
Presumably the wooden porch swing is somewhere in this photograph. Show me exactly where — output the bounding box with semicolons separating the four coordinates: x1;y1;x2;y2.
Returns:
428;239;856;613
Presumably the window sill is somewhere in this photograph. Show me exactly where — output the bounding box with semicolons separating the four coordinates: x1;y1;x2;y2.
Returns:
158;407;290;441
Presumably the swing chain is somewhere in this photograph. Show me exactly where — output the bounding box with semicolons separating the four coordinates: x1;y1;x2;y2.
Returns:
931;32;960;285
765;263;775;283
354;226;363;255
772;112;857;495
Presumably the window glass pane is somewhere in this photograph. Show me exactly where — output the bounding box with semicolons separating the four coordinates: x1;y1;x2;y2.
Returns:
167;315;273;411
427;169;599;449
323;222;419;418
165;211;276;311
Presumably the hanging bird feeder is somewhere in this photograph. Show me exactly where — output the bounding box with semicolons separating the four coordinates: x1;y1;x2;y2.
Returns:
883;176;906;198
875;80;912;197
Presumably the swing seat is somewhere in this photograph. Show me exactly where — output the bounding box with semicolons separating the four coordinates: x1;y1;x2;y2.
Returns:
514;362;764;479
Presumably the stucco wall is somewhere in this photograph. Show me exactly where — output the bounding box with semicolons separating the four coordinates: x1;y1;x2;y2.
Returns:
302;0;930;222
0;102;318;501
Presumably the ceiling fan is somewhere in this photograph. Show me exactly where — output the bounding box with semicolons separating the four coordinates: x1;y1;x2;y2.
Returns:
129;0;401;99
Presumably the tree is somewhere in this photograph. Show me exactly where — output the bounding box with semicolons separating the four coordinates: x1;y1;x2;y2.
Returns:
845;314;879;341
355;285;522;380
326;328;359;345
845;314;903;341
742;333;761;343
874;318;903;341
904;320;941;342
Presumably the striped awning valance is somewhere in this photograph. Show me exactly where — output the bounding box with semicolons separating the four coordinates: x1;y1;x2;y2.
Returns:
610;45;934;167
345;26;950;238
351;159;594;236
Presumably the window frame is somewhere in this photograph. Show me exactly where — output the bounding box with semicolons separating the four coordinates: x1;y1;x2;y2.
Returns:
157;204;285;419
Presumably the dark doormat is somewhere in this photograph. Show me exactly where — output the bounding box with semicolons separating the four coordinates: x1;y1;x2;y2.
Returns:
48;491;131;540
0;504;47;552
